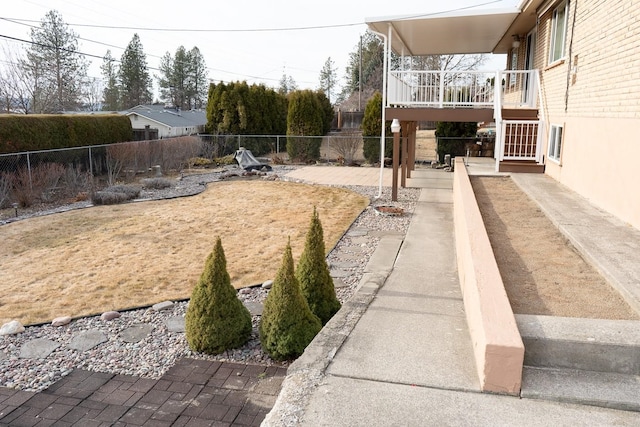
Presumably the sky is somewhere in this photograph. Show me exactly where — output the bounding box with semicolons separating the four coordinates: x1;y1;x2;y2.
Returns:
0;0;520;100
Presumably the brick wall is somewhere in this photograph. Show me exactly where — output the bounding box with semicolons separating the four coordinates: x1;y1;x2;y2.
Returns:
537;0;640;119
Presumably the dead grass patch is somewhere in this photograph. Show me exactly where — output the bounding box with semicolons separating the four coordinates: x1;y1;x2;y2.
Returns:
0;180;369;325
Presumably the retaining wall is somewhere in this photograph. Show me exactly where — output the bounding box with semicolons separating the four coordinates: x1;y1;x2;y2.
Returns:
452;157;524;394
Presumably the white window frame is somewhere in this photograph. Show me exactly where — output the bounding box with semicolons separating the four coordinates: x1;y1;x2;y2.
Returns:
548;124;563;162
549;1;568;64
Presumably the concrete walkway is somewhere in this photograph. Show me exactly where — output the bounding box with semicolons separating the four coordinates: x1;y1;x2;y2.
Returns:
265;164;640;426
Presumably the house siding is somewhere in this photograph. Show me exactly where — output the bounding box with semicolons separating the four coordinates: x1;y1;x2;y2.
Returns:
532;0;640;230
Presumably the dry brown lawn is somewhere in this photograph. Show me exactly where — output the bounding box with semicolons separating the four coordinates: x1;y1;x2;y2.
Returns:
0;180;369;325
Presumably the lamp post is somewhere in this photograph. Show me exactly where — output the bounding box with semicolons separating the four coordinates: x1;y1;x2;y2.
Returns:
391;118;401;201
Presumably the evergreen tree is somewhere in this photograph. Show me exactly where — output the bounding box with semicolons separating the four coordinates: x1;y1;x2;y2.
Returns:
187;47;208;109
119;34;152;108
101;50;121;111
205;81;287;154
260;240;322;360
286;90;324;162
316;91;334;135
185;237;252;354
22;10;88;112
278;73;297;95
361;91;392;163
296;208;341;325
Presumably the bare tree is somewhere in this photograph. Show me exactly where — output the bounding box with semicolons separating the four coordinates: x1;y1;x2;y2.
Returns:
0;44;39;113
331;132;362;165
83;76;103;111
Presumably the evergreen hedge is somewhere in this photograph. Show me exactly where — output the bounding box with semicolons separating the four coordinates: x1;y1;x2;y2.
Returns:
296;208;341;325
286;90;324;163
260;240;322;360
185;237;252;354
0;114;133;154
361;92;392;164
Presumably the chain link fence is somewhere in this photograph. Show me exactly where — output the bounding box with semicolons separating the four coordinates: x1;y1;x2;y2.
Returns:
0;132;452;209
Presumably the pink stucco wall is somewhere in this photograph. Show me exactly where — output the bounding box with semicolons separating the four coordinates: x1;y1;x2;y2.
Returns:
453;157;524;394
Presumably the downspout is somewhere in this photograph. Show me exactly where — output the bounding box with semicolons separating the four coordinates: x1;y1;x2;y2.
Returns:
564;0;577;112
370;25;389;199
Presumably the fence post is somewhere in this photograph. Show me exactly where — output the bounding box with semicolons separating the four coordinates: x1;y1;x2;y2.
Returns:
26;152;32;191
276;136;280;154
327;135;331;161
88;146;94;176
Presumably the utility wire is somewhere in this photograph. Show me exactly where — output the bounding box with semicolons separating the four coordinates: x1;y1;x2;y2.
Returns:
0;0;504;33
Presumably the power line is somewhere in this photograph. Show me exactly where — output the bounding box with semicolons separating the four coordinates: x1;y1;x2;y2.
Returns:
0;17;316;85
1;17;364;33
0;0;504;33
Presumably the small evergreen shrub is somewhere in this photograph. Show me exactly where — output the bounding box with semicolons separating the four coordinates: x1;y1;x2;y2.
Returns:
185;237;252;354
260;240;322;360
296;208;341;325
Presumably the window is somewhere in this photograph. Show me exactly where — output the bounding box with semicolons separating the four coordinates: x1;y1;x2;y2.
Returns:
548;124;563;162
549;1;568;63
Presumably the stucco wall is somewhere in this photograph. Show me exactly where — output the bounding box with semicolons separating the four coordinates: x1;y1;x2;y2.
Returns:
453;158;524;394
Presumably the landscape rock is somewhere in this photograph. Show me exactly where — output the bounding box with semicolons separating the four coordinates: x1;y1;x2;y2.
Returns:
68;330;107;352
152;301;174;311
330;261;358;269
166;316;185;333
244;301;264;316
101;311;121;321
261;280;273;289
120;323;154;343
0;320;25;335
20;338;60;359
346;229;369;237
330;269;352;278
333;278;348;288
51;316;72;327
239;288;253;295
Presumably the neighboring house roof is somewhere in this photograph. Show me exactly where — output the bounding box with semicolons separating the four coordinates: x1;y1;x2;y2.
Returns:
123;105;207;129
366;1;545;56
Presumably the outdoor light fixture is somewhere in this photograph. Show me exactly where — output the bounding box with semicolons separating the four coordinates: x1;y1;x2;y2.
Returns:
512;35;521;49
11;202;18;218
391;119;401;202
391;118;401;134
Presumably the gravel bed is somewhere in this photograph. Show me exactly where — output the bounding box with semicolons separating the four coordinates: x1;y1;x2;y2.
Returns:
0;166;419;392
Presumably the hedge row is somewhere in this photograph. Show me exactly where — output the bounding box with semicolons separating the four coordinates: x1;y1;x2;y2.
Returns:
0;114;133;154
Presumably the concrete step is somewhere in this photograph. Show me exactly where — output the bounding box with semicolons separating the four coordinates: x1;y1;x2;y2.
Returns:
516;314;640;375
498;160;544;173
521;366;640;412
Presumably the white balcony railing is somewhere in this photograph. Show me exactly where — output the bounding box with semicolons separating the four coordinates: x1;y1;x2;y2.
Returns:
387;69;538;109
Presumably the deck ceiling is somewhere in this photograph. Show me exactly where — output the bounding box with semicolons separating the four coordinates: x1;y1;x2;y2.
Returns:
366;7;522;56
